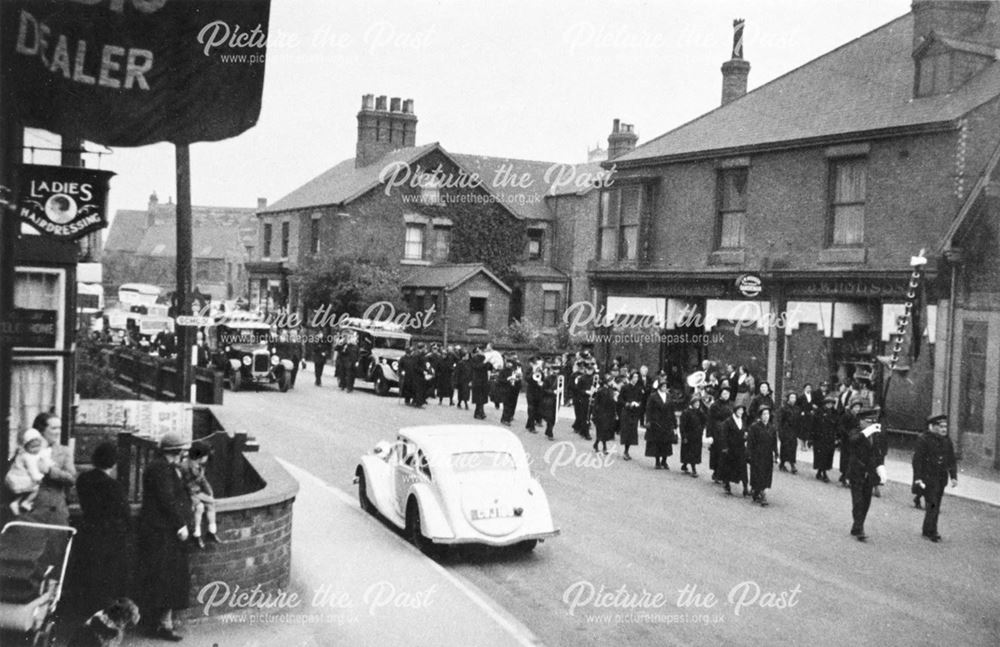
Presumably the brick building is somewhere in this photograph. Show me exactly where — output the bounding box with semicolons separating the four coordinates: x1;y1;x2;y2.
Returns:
589;1;1000;465
103;193;259;303
250;94;605;341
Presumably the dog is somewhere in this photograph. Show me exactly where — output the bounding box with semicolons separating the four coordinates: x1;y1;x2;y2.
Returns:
67;597;141;647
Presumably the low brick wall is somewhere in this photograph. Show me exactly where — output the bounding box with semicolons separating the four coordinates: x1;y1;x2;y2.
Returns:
182;450;298;621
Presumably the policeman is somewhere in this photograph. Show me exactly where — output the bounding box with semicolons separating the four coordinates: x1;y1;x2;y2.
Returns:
847;408;886;542
912;414;958;542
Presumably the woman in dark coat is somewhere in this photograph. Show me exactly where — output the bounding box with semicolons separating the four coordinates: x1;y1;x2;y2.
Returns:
748;381;775;425
747;405;778;505
778;393;801;473
644;381;676;469
470;350;491;420
718;404;749;496
679;396;706;476
707;387;733;482
75;442;132;606
436;348;456;405
591;382;619;454
797;383;819;450
135;433;191;641
498;360;521;426
618;372;643;460
23;413;76;526
812;396;840;482
454;350;472;409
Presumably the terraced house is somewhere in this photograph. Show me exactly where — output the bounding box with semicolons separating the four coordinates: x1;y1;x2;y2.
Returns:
249;94;607;342
592;1;1000;467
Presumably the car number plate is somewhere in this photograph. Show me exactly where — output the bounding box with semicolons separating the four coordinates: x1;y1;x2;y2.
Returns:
470;505;514;521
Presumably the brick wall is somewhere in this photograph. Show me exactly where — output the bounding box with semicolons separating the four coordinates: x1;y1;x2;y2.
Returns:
440;273;510;340
550;192;598;307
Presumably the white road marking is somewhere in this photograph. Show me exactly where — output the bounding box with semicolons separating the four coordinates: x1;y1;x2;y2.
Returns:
276;457;545;647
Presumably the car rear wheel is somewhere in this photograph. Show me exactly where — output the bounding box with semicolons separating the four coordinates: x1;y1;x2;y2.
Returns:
406;500;437;556
374;373;390;397
231;371;242;392
513;539;538;554
357;471;374;514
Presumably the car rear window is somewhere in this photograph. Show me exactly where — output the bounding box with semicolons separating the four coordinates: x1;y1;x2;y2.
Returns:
450;452;517;473
374;336;408;350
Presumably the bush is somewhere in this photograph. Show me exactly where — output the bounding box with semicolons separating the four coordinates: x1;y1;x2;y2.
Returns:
75;329;119;398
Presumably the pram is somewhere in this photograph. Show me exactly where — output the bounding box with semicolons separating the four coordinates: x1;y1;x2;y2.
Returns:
0;521;76;647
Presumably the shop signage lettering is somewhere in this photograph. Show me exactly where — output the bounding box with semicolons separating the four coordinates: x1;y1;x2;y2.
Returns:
791;279;908;299
736;273;763;298
3;0;272;146
15;164;114;240
0;309;57;348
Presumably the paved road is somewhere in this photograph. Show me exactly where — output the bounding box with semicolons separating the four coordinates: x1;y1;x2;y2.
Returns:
222;379;1000;647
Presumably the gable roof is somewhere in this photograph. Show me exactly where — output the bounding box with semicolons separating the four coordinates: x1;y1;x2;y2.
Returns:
105;203;257;254
132;225;247;259
614;13;1000;166
940;138;1000;252
403;263;511;293
512;263;568;281
261;143;440;214
104;210;147;252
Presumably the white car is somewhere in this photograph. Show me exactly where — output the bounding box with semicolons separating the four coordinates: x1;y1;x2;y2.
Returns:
355;425;560;554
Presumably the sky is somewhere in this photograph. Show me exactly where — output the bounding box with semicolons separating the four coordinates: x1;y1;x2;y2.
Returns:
23;0;914;226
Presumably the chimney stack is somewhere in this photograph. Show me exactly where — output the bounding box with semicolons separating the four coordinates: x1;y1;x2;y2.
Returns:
257;197;268;210
607;119;638;160
721;18;751;106
147;191;159;227
356;93;419;168
911;0;993;51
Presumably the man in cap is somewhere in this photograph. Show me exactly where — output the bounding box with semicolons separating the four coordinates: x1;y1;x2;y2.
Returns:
912;414;958;542
846;409;886;542
838;399;865;487
136;432;191;640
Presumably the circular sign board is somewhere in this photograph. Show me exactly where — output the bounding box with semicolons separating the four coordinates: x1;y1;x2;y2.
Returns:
736;273;763;298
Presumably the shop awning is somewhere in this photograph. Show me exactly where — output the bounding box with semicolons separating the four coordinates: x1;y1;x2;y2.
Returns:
705;299;771;331
605;296;665;327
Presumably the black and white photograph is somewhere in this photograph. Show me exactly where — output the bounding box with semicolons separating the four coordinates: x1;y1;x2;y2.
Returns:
1;0;999;645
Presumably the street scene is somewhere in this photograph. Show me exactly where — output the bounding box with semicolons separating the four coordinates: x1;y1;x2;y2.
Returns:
1;1;999;646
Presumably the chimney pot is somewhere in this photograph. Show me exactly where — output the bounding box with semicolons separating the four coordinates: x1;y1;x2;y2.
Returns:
613;118;621;133
721;19;750;106
403;98;414;114
375;95;387;111
390;97;401;112
361;94;374;110
257;197;267;210
608;118;638;160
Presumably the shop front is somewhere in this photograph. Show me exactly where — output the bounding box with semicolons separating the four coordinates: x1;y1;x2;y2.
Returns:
245;261;290;316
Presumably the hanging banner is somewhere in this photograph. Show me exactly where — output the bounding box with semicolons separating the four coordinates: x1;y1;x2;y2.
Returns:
15;163;115;239
3;0;272;146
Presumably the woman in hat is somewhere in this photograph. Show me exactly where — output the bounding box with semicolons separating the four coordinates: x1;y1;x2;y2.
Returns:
618;372;643;460
591;379;619;454
644;380;676;469
135;432;192;641
707;386;734;482
747;404;778;505
778;392;801;473
679;395;706;477
718;404;749;496
812;395;840;482
748;381;775;425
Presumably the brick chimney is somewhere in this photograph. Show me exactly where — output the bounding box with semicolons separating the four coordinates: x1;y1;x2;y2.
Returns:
911;0;994;51
257;197;267;210
147;190;159;227
607;119;638;160
721;18;750;106
356;93;418;168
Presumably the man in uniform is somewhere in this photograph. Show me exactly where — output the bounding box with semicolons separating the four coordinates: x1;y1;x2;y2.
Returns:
573;362;595;440
847;408;886;542
912;414;958;542
539;362;560;440
523;356;543;433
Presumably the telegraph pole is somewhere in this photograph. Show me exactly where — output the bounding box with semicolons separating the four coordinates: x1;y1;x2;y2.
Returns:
176;144;194;402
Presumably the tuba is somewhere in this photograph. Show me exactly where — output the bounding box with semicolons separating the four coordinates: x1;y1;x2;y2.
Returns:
686;370;706;389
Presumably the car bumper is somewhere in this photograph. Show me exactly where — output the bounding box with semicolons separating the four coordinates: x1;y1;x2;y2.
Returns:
432;529;560;546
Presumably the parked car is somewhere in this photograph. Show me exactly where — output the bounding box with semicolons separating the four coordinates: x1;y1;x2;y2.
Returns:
211;318;295;391
355;425;560;555
337;319;410;396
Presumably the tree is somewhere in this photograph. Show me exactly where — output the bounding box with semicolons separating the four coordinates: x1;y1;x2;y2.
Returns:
294;255;405;323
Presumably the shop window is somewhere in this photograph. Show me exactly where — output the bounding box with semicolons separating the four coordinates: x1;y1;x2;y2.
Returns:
9;359;60;459
14;268;65;349
528;229;544;260
829;158;866;246
959;321;987;435
469;297;486;329
281;221;290;258
263;223;272;258
404;224;425;260
717;168;747;249
542;290;560;327
432;226;451;262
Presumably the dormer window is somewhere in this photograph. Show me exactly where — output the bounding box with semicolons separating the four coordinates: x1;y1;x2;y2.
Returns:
914;40;992;98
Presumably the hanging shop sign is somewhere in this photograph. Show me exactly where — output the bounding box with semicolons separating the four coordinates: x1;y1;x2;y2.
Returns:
3;0;272;146
14;164;115;240
735;273;763;298
0;309;57;348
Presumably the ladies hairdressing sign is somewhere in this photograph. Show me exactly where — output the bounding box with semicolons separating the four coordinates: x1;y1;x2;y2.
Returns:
3;0;272;146
15;163;115;240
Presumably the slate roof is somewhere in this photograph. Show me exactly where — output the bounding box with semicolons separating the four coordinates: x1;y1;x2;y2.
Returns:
512;263;569;281
261;143;439;214
615;12;1000;166
105;205;255;258
403;263;511;293
104;210;147;252
262;144;602;221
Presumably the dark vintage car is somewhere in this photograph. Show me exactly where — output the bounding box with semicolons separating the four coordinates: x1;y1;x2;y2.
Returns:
211;319;296;391
337;319;411;396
